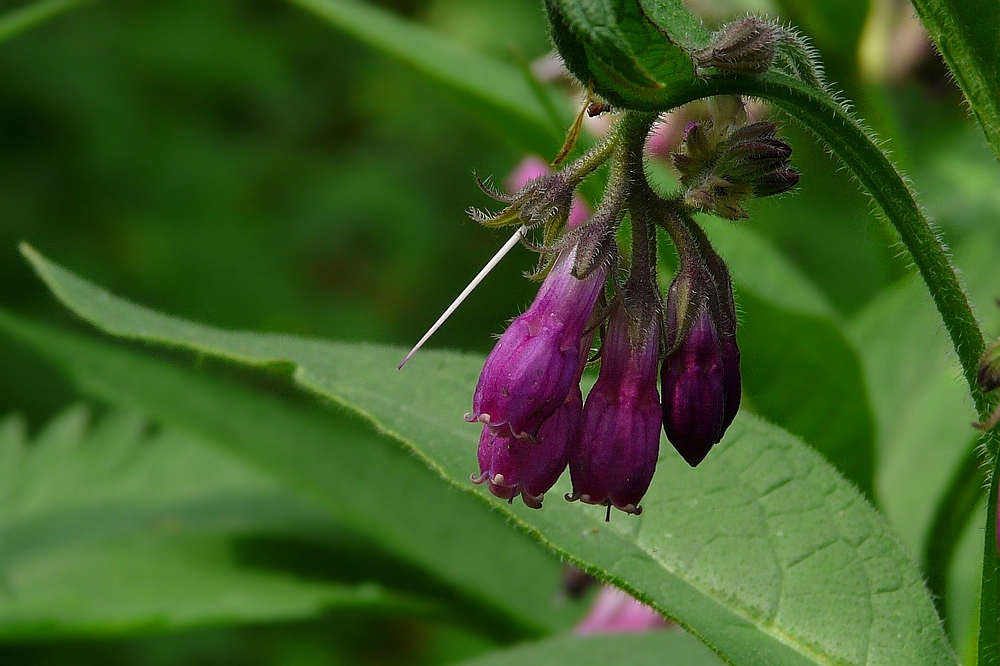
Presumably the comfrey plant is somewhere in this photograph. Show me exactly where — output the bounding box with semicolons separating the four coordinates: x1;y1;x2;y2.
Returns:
406;92;798;518
13;0;1000;663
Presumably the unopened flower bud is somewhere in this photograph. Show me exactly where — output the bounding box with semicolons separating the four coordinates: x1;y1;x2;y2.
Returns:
507;157;590;229
471;167;575;230
660;264;741;466
675;119;797;219
568;305;661;517
469;246;606;439
694;17;777;75
979;338;1000;393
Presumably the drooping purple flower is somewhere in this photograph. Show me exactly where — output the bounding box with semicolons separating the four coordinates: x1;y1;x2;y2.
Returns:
472;383;583;508
568;305;662;516
661;306;726;466
468;247;605;439
660;262;741;467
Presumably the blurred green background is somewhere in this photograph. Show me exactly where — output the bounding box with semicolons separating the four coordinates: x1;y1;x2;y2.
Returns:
2;0;1000;663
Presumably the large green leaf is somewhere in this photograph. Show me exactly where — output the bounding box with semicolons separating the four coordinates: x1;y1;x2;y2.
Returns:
455;631;724;666
0;407;430;637
544;0;709;109
910;0;1000;163
0;308;578;641
1;533;432;640
291;0;563;156
20;247;957;665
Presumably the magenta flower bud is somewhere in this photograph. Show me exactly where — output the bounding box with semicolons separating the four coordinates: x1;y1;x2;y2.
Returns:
568;306;662;516
661;307;727;467
469;247;605;439
574;586;667;635
472;384;582;508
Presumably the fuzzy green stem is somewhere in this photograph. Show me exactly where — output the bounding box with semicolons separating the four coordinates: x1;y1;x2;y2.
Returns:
616;111;659;288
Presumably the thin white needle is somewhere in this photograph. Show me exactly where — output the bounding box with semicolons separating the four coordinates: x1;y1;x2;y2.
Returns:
398;225;527;369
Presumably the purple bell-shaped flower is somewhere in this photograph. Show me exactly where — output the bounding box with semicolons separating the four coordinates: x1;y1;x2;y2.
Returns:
568;304;662;516
468;246;605;439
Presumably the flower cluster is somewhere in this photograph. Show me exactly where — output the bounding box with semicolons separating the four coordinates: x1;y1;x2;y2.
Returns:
402;99;798;518
462;102;798;517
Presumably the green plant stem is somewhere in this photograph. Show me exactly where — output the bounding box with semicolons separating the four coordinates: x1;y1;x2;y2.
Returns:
617;111;659;290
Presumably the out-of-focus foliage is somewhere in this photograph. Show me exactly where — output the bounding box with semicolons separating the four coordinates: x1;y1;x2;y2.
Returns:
2;0;1000;664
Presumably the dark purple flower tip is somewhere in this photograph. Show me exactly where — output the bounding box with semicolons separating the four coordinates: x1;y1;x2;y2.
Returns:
470;247;606;439
472;385;582;508
751;167;799;197
661;306;736;467
568;308;661;517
